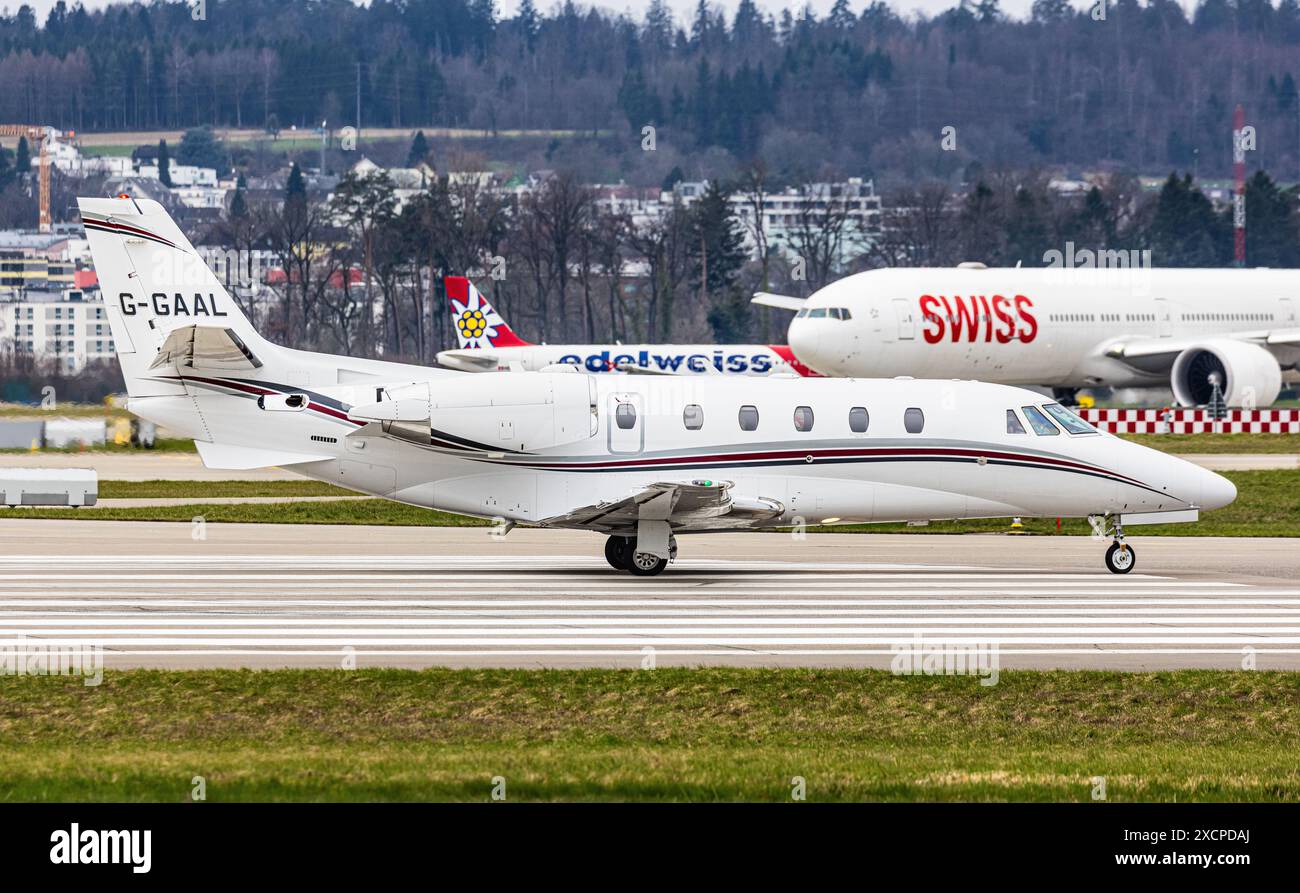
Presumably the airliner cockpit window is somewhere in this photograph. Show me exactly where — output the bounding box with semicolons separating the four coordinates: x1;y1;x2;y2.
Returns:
1006;409;1026;434
1042;402;1098;435
808;308;828;318
840;308;852;320
795;308;809;318
1021;405;1060;436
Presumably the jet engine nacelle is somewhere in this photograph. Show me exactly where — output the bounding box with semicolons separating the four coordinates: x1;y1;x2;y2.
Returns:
1170;340;1281;408
427;371;597;452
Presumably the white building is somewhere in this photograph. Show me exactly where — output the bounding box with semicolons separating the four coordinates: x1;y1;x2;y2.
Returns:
138;164;219;188
0;291;114;375
197;246;280;289
674;178;882;264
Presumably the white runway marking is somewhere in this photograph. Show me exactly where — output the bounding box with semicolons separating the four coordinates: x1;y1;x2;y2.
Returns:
3;554;1299;667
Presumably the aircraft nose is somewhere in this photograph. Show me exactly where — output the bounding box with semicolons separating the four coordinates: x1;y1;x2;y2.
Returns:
1197;467;1237;510
787;320;821;370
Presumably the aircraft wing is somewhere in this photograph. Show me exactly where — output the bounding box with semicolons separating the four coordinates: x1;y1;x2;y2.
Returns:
540;480;783;533
1103;328;1300;364
149;325;263;372
751;292;807;311
435;349;500;370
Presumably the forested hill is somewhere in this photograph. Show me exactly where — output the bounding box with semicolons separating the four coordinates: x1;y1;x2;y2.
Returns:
2;0;1300;181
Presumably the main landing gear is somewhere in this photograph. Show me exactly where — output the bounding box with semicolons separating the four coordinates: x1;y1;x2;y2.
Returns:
1094;516;1136;574
604;534;677;577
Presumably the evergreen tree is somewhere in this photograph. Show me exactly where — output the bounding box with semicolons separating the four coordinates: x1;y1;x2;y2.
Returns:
691;180;746;302
285;162;307;211
516;0;539;52
157;139;172;187
1147;173;1229;266
1242;170;1300;267
15;136;30;173
230;185;248;218
407;130;430;167
177;127;224;170
828;0;855;31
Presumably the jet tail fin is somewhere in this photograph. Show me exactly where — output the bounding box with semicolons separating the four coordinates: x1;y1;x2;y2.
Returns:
79;196;276;398
445;275;530;349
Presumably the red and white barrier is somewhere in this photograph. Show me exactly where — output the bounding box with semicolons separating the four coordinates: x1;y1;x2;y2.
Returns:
1078;407;1300;434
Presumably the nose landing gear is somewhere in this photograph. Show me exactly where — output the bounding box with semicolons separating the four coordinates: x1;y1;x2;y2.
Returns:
1099;517;1136;574
603;534;677;576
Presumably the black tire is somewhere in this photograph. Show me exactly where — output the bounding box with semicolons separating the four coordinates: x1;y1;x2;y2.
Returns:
627;551;669;577
604;536;632;571
1105;542;1136;574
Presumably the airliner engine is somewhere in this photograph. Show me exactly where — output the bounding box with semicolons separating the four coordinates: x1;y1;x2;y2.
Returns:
1170;340;1282;407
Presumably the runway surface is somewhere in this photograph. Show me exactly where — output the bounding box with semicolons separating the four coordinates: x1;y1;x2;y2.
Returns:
2;519;1299;671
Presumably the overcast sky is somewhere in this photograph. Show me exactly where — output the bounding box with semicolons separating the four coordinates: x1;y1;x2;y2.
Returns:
7;0;1166;28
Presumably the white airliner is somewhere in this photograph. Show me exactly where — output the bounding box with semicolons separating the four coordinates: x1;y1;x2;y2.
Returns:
435;276;817;376
80;197;1235;575
757;266;1300;405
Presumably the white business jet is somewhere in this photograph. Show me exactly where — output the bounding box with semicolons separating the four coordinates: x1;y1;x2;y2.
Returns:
81;197;1236;575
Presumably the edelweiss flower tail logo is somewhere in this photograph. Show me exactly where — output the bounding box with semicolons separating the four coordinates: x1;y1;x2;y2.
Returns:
444;276;531;349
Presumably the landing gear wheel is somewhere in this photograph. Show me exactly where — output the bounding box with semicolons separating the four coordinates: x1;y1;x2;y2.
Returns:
627;551;669;577
1105;541;1136;574
604;536;632;571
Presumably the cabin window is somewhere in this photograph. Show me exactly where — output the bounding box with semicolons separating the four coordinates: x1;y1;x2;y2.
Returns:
1021;405;1060;436
615;402;637;430
793;406;814;432
683;404;704;430
1042;402;1097;435
904;407;925;434
738;405;760;431
1006;409;1026;435
848;406;869;433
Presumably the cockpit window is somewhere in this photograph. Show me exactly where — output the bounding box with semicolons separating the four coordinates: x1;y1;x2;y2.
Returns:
839;308;851;320
1006;409;1026;434
1042;402;1098;435
795;308;809;318
808;308;828;318
1021;405;1060;436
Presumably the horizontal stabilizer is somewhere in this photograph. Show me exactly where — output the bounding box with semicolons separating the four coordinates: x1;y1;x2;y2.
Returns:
150;325;262;371
194;441;332;470
751;292;807;311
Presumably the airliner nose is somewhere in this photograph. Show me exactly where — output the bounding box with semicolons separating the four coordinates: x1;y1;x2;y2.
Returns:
787;319;821;371
1197;467;1237;510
